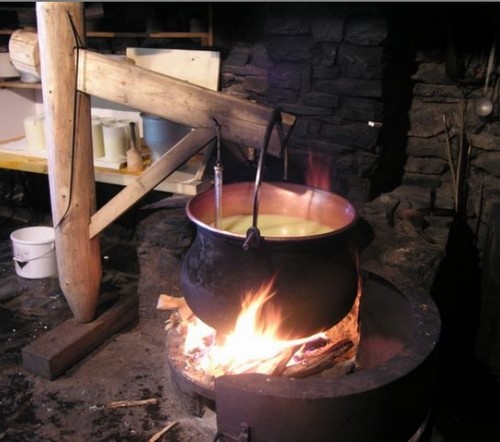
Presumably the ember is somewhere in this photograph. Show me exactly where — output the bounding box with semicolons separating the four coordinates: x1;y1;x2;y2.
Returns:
160;277;361;389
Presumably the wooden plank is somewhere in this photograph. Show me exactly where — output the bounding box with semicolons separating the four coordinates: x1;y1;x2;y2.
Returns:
89;127;215;239
93;151;212;196
94;169;211;196
0;149;211;195
2;29;212;40
87;31;211;39
21;294;138;380
77;50;295;158
126;47;220;91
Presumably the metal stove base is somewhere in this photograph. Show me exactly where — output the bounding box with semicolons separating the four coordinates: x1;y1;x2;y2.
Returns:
168;271;441;442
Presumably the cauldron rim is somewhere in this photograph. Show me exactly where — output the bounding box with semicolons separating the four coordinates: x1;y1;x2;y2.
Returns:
185;181;359;242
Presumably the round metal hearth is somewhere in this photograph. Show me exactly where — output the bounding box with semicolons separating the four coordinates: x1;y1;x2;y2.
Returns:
166;270;441;442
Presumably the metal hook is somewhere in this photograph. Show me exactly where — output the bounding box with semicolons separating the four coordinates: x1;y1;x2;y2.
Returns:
243;108;282;251
212;118;223;228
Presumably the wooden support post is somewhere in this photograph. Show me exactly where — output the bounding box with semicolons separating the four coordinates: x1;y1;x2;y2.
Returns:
37;2;101;322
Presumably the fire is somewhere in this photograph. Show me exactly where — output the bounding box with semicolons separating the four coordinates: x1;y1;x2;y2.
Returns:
183;279;326;377
305;151;333;191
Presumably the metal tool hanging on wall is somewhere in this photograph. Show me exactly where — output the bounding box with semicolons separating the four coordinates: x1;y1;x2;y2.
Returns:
476;33;497;117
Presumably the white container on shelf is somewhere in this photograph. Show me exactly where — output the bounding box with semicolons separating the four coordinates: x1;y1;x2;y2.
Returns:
102;122;127;162
91;116;105;159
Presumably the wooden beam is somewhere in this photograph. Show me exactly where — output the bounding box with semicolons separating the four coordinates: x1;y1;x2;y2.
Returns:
36;2;102;323
21;295;138;380
8;30;296;158
77;50;294;157
89;127;216;239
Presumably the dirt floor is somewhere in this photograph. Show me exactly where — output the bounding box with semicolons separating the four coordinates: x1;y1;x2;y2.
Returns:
0;211;217;442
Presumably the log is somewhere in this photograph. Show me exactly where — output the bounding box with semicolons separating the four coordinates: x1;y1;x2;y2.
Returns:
36;2;102;322
269;345;300;376
281;339;354;379
8;29;41;77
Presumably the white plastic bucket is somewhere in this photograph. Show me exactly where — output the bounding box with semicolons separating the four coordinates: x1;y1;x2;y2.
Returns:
10;226;57;279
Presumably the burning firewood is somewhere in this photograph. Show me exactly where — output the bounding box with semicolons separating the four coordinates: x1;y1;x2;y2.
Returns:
163;288;361;383
223;346;297;377
282;339;354;379
157;294;194;331
157;294;189;311
271;345;301;376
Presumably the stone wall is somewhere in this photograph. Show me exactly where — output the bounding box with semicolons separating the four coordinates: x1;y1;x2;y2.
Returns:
407;51;500;254
214;3;500;257
214;3;386;203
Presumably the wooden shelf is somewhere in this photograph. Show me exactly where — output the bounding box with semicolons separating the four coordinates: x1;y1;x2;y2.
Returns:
0;149;212;196
0;2;214;45
1;29;213;46
88;31;212;45
0;135;214;196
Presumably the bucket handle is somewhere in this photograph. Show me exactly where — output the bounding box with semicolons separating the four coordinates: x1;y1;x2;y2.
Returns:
13;243;55;269
242;108;284;251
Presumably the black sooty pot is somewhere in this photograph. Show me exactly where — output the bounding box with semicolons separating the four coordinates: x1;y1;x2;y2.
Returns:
181;181;360;338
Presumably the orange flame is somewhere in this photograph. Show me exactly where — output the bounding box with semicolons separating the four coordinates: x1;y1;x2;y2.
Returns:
305;151;333;191
183;279;324;377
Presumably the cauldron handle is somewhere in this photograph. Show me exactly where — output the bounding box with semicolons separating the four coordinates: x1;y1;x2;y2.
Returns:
243;108;283;251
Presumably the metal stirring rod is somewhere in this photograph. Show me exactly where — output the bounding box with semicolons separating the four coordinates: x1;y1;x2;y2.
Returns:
214;124;223;228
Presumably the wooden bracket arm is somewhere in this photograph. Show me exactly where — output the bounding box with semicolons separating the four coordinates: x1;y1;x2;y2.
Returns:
89;127;216;239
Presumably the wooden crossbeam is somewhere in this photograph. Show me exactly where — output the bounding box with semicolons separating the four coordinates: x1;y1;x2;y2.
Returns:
77;50;294;158
89;127;216;239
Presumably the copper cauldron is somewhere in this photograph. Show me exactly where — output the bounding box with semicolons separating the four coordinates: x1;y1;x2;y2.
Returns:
181;181;360;338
